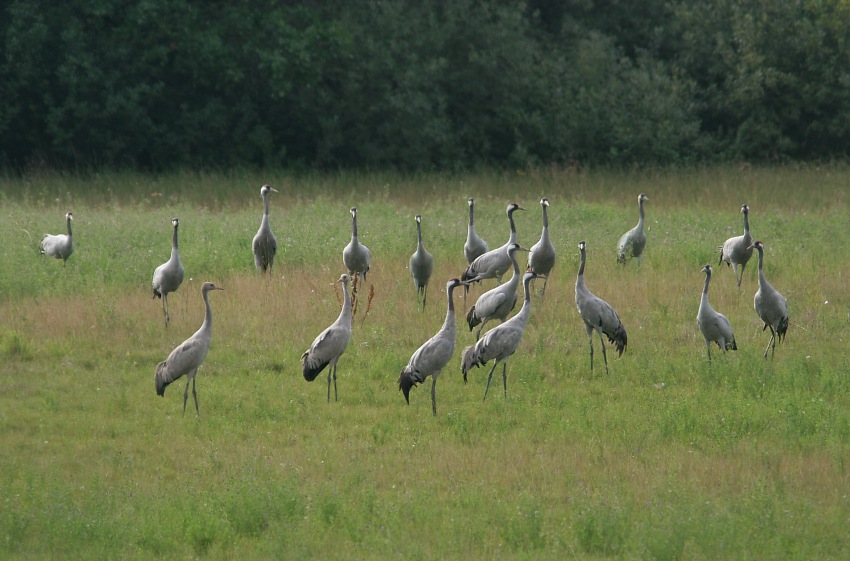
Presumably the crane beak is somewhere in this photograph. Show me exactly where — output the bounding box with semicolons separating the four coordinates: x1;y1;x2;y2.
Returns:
398;370;415;404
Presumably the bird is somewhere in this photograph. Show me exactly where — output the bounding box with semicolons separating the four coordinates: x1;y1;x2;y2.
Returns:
466;243;529;340
528;197;556;295
301;274;353;402
750;241;789;358
575;241;627;373
398;278;463;415
152;217;185;327
409;214;434;310
461;269;544;401
252;184;279;272
617;193;649;266
155;281;224;415
697;264;737;363
343;207;371;291
39;211;74;265
718;203;753;292
464;198;489;265
461;202;525;286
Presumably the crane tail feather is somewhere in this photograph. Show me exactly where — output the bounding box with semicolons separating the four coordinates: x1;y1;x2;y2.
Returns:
301;351;329;382
466;306;480;331
155;360;172;396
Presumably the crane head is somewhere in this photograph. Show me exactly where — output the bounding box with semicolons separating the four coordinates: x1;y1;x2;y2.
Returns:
540;198;549;207
171;217;179;227
66;211;73;220
507;202;526;215
701;264;712;275
398;367;418;404
415;214;422;224
639;194;649;203
578;240;586;251
741;203;749;214
467;198;474;206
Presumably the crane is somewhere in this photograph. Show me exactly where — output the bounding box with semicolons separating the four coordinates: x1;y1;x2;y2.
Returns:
152;217;185;327
576;241;627;373
39;211;74;265
750;241;789;358
461;202;525;287
252;184;279;272
155;282;224;415
697;264;737;363
464;198;489;265
718;204;753;292
409;214;434;310
466;243;529;340
343;207;371;293
398;278;463;415
528;197;556;295
461;269;544;401
301;273;353;402
617;193;649;266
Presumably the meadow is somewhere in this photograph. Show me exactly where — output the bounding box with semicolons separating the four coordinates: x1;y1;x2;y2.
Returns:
0;165;848;560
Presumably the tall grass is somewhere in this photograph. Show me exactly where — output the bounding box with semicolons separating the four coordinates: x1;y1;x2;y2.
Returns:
1;165;848;560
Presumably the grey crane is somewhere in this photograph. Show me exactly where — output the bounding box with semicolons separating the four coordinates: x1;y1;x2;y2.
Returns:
718;204;753;292
750;241;789;358
301;274;353;402
252;184;279;273
617;193;649;266
409;214;434;310
399;278;463;415
464;198;489;265
528;197;556;295
697;264;737;363
152;217;185;327
343;207;371;292
576;241;627;373
155;281;224;415
461;202;525;286
466;243;529;340
461;269;544;401
39;211;74;265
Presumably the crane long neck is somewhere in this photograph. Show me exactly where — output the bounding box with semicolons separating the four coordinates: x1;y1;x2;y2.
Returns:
755;246;766;287
637;199;645;226
351;213;358;240
201;288;213;331
578;248;586;277
172;223;179;251
702;271;711;295
442;285;457;333
340;281;352;324
743;210;750;234
468;204;474;226
507;250;522;284
67;215;73;238
416;221;423;248
508;209;518;242
576;249;587;291
542;205;549;229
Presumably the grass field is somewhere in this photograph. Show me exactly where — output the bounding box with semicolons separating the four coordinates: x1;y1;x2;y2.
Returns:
1;165;849;560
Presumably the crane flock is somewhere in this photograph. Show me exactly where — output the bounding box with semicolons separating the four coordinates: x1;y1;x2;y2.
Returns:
36;188;793;415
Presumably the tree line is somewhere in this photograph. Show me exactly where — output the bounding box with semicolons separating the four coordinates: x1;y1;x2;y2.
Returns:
2;0;849;172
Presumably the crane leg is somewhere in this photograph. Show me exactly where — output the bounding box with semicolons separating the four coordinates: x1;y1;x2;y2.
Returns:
431;378;437;416
182;377;190;416
422;285;427;310
482;361;500;401
502;361;508;397
327;363;338;402
540;277;548;298
763;327;776;359
162;294;170;327
192;376;199;416
585;325;594;372
706;340;712;364
598;331;610;374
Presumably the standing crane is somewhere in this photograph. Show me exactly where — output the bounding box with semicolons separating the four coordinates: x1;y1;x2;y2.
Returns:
152;217;185;327
617;193;649;266
398;278;463;415
155;282;225;415
750;241;789;358
576;241;627;373
528;197;556;295
461;269;544;401
252;184;279;273
464;198;489;265
466;243;529;340
39;211;74;265
461;202;525;286
343;207;371;293
409;214;434;310
697;264;737;363
718;204;753;292
301;274;353;402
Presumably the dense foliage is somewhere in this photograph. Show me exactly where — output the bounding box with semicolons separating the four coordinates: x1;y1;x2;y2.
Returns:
2;0;849;171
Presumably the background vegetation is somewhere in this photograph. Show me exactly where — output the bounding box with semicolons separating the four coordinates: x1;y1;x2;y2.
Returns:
2;0;850;171
1;167;848;559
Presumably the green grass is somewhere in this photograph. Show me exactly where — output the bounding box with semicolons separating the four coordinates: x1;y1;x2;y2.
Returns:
1;165;849;560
